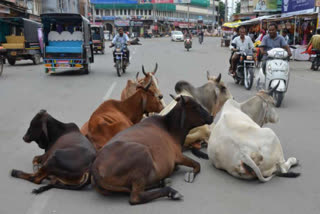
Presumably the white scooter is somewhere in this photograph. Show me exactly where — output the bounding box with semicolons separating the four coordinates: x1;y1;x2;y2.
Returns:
256;47;294;107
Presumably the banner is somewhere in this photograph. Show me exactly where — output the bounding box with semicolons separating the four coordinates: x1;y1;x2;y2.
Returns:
253;0;277;11
282;0;315;16
114;20;130;26
91;0;138;4
140;0;173;3
173;0;191;3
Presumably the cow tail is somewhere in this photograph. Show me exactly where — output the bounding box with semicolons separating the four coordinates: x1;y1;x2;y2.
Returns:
241;153;274;182
191;148;209;159
31;172;91;194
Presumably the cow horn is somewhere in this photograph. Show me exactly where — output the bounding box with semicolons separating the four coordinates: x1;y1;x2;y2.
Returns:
142;65;147;76
144;78;152;91
153;63;158;74
216;73;222;83
170;94;175;100
268;81;280;96
207;71;210;80
136;72;140;82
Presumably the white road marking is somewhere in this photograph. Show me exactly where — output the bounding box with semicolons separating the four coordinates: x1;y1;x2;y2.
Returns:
103;81;117;101
25;192;52;214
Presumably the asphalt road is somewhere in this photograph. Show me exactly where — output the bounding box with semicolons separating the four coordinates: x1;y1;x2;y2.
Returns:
1;37;319;214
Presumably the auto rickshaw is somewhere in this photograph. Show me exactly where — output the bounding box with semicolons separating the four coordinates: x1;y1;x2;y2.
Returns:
91;25;105;54
40;13;94;74
0;18;42;65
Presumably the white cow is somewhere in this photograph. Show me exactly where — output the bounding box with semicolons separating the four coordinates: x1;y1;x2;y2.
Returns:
207;90;299;182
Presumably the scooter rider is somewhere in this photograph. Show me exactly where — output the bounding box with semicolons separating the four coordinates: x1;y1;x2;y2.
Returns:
260;23;292;74
109;28;130;64
229;26;254;76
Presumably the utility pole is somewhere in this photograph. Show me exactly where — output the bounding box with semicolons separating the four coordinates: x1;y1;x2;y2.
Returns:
225;0;228;22
187;3;190;29
212;0;216;26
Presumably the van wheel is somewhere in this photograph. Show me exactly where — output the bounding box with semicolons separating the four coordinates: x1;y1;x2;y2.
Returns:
8;58;16;65
32;54;41;65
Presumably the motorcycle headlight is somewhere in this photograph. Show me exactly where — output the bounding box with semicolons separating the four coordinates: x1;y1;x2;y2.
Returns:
246;56;253;60
116;48;121;52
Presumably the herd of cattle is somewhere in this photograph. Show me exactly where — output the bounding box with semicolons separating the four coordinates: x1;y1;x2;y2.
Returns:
11;64;300;205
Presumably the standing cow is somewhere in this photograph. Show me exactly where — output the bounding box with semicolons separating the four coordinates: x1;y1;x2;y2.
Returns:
207;88;300;182
11;110;96;193
91;96;213;205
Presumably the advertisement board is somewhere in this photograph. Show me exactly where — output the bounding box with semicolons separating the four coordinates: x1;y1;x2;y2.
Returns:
91;0;138;4
173;0;191;3
282;0;315;16
140;0;173;3
253;0;277;11
114;20;130;26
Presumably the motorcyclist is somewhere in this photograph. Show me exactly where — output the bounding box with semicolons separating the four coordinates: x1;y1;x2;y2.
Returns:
109;28;130;64
260;23;292;74
184;29;192;40
229;26;254;76
198;29;204;43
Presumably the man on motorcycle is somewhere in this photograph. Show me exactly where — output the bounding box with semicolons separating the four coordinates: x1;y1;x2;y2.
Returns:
184;29;192;40
229;26;254;76
198;29;204;42
109;28;130;64
260;23;292;74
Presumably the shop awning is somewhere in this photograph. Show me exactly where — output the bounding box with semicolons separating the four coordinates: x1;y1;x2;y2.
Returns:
222;20;241;28
239;15;277;26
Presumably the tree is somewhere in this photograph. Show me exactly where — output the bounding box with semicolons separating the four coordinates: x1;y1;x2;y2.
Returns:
218;1;225;25
236;2;241;14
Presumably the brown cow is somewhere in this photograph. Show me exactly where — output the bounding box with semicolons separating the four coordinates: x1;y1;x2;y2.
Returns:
86;80;164;150
120;63;165;106
91;96;213;205
11;110;96;194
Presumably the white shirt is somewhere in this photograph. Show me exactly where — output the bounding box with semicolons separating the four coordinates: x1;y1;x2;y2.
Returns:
230;35;254;51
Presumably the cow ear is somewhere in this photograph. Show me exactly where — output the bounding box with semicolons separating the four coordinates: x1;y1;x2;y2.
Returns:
41;113;49;140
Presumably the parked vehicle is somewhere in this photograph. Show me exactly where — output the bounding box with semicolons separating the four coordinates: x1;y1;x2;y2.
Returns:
171;31;184;42
41;13;94;74
0;18;41;66
113;42;128;77
310;49;320;71
231;48;255;90
184;38;192;51
0;46;6;76
91;25;105;54
256;47;295;107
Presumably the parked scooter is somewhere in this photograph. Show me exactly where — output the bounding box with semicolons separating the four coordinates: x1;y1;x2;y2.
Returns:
256;46;296;107
231;46;255;90
310;49;320;71
184;38;192;51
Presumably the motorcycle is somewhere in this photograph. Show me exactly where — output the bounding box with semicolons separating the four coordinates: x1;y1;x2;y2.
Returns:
310;49;320;71
256;47;295;107
231;48;255;90
113;42;129;77
184;38;192;51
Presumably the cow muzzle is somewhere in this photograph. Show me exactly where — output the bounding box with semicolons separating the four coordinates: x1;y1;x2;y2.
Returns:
23;135;32;143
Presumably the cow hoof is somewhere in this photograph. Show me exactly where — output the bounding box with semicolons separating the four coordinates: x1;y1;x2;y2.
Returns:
11;169;20;178
168;188;183;200
163;178;172;187
184;171;195;183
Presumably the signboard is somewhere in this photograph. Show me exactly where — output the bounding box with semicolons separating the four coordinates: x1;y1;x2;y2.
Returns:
173;0;191;3
140;0;173;3
317;13;320;29
90;0;138;4
102;16;115;20
253;0;278;11
282;0;315;16
114;20;130;26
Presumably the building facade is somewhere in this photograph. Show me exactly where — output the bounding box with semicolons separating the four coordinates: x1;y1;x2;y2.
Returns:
90;0;219;36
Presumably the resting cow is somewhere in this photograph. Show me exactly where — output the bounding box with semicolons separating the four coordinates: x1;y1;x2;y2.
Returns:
91;96;213;205
207;87;300;182
120;63;165;106
159;72;232;149
85;80;164;150
11;110;96;194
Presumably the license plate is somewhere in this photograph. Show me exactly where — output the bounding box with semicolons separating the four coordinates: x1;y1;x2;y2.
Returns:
97;47;101;49
58;64;70;68
311;54;316;57
116;56;121;59
11;51;16;56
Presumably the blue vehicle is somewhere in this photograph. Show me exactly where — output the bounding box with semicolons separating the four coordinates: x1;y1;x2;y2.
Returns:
41;13;94;74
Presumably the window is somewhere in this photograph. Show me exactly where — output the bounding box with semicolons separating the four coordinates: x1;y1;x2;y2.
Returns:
124;10;127;15
140;10;143;15
120;9;123;15
96;9;99;15
136;10;139;15
149;10;151;15
145;10;147;15
128;10;131;15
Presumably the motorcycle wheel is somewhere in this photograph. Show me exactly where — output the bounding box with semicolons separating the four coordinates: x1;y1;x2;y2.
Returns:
234;77;240;84
187;48;189;51
8;58;16;65
116;60;121;77
122;62;126;73
313;59;319;71
273;91;284;108
244;67;254;90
